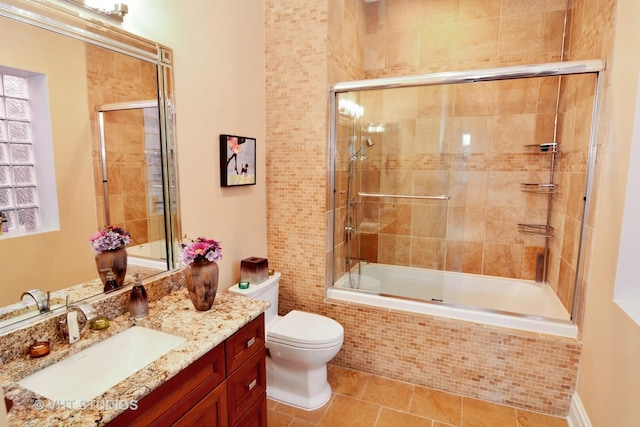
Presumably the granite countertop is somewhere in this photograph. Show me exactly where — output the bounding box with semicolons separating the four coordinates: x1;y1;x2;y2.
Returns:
2;290;269;426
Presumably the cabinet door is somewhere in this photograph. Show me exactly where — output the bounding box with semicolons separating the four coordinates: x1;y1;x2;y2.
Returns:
174;382;228;427
233;395;267;427
227;347;266;426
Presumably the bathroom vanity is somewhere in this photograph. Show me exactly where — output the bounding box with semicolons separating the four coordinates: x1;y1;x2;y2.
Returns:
108;314;266;426
0;271;270;427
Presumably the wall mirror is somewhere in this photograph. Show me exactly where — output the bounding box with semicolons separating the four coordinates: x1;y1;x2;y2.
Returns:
0;0;181;330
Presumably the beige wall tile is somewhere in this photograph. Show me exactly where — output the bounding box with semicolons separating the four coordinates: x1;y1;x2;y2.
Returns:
386;29;421;68
380;202;413;235
447;240;484;273
364;33;386;70
493;79;540;115
483;242;524;277
457;19;500;60
459;0;501;21
420;23;459;64
499;14;544;56
490;114;537;151
454;81;496;116
410;236;446;269
378;233;411;264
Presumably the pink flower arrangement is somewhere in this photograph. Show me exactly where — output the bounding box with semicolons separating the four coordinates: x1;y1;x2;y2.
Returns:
179;237;222;266
89;226;131;254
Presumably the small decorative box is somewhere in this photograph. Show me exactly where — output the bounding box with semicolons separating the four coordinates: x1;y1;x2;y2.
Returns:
240;257;269;284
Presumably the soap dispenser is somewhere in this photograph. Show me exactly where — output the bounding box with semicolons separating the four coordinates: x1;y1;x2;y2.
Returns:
129;274;149;319
103;269;118;293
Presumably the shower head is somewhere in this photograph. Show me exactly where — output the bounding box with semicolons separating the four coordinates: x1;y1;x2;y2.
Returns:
353;137;375;160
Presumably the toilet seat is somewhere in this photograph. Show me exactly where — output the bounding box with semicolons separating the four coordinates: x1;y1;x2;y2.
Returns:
267;310;343;349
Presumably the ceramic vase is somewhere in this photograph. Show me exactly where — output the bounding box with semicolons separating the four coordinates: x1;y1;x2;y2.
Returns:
95;247;127;288
186;260;219;311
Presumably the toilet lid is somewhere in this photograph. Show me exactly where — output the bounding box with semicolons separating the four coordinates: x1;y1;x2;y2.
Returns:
268;310;343;346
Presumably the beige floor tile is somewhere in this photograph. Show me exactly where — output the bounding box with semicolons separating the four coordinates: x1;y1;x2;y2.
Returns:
267;399;280;410
267;371;565;427
269;397;329;424
410;386;462;426
360;374;414;411
268;408;294;427
516;409;568;427
462;397;518;427
375;407;432;427
328;365;372;398
320;394;381;427
290;420;319;427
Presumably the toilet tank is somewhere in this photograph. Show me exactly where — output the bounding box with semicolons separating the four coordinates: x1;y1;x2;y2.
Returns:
228;272;280;326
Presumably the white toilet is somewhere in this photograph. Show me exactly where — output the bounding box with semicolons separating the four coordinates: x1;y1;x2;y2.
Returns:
228;272;344;410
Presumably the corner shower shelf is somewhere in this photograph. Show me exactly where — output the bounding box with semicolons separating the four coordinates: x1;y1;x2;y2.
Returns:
524;142;558;153
520;183;557;193
518;223;554;238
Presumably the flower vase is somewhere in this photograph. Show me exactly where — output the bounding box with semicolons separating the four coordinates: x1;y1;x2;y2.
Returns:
95;247;127;289
186;260;219;311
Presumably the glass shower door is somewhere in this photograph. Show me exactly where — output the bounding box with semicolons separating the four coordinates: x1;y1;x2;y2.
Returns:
333;85;453;297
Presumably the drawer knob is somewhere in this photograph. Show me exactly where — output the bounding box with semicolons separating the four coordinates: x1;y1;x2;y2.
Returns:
247;379;257;390
246;337;256;348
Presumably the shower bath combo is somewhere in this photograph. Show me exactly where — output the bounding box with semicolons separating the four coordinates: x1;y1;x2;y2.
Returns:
330;59;604;332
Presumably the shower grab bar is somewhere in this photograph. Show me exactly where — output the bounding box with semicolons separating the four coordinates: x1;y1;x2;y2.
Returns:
358;192;450;200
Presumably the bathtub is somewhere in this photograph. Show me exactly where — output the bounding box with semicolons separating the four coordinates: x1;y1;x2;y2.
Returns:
127;241;170;270
328;263;577;338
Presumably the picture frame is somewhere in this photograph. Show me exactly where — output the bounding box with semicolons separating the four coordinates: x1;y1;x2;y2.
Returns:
219;134;257;187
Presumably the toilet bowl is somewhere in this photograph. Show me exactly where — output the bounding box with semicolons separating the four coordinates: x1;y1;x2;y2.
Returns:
228;273;344;410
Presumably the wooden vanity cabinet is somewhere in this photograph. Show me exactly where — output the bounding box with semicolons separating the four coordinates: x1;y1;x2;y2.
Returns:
107;314;266;427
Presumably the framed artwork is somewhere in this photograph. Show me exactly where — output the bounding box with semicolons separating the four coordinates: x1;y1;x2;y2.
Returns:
220;134;257;187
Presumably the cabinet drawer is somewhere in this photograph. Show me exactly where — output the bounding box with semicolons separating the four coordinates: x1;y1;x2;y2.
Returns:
225;314;265;373
227;347;266;426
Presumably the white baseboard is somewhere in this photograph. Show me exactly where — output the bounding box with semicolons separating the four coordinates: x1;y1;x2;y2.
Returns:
567;393;592;427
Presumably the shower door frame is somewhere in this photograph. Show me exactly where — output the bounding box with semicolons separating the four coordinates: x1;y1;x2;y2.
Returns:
96;96;178;270
329;59;605;324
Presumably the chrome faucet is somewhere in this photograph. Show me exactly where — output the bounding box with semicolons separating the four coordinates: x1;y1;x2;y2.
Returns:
67;302;98;325
21;289;50;313
63;302;98;344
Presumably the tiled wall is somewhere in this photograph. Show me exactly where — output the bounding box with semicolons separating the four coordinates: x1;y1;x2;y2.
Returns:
86;44;160;244
560;0;617;329
264;0;612;416
363;0;566;77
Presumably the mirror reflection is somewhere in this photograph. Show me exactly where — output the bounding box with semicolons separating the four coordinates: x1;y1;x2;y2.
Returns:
0;3;179;329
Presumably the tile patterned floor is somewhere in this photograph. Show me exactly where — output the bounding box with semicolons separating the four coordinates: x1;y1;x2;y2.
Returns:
267;365;568;427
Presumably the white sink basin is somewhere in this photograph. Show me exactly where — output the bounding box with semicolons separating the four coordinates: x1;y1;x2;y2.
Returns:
19;326;186;404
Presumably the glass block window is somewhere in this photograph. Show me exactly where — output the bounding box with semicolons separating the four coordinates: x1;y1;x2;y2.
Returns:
0;72;39;232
